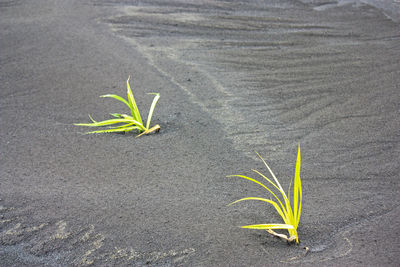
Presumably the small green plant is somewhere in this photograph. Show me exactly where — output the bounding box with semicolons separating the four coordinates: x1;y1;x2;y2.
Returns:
75;77;160;137
228;145;302;244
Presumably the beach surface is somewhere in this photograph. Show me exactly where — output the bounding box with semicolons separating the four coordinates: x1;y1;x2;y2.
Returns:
1;0;399;265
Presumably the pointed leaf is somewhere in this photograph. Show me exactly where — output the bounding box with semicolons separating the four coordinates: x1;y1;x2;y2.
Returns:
88;114;97;123
255;152;287;199
145;93;160;130
227;175;289;219
254;152;295;225
75;118;141;127
110;113;123;118
294;144;302;226
126;76;143;124
100;94;130;110
229;197;287;223
241;224;294;230
85;125;140;134
252;169;283;198
287;177;293;205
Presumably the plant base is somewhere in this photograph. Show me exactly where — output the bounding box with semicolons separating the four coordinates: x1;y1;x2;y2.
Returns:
136;124;161;137
266;229;297;244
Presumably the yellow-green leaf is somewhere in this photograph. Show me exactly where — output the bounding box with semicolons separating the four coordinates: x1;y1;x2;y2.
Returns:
100;94;130;110
145;93;160;130
85;125;140;134
227;175;288;219
241;224;294;230
229;197;287;223
74;118;140;127
294;144;302;227
127;76;143;125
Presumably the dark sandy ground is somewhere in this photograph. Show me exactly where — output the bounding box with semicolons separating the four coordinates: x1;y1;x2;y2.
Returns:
1;0;399;265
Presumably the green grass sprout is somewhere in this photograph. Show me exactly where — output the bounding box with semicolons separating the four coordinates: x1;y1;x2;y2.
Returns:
228;144;302;244
75;77;160;137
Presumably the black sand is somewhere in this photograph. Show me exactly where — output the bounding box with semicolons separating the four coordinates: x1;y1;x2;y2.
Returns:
1;0;399;265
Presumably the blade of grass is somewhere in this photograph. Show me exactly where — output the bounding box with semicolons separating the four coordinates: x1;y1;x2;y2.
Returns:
252;169;282;198
85;126;140;134
228;197;287;224
88;114;97;123
294;144;302;227
255;153;295;227
100;94;130;110
227;175;289;220
250;167;294;227
107;122;136;129
255;152;287;199
287;177;293;206
145;93;160;130
110;113;123;118
126;76;143;125
74;118;141;127
241;224;294;230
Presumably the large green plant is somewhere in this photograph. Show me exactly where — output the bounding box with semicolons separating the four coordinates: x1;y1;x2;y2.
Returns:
228;145;302;243
75;77;160;137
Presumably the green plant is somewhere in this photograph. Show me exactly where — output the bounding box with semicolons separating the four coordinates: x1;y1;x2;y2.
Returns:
228;145;302;244
75;77;160;137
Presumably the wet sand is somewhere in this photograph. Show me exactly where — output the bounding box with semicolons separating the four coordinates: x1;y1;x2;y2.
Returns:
1;0;399;265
